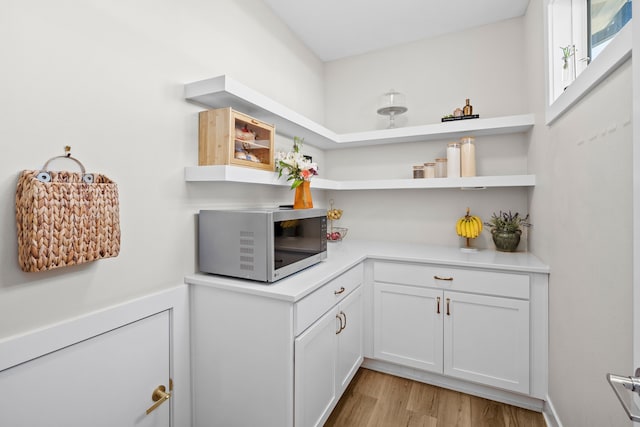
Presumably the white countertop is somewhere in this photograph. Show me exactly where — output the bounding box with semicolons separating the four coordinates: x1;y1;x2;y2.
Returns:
184;240;549;303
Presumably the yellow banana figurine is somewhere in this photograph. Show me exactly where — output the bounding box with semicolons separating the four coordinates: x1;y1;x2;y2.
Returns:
455;208;483;248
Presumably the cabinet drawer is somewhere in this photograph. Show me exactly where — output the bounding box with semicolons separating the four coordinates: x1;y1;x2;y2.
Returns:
295;263;363;336
373;261;529;299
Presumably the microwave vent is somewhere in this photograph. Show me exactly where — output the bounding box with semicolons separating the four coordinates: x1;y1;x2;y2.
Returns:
239;230;255;271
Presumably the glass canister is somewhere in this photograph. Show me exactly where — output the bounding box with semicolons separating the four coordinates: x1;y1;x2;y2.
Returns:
460;136;476;177
435;158;447;178
423;162;436;178
412;165;425;179
446;142;461;178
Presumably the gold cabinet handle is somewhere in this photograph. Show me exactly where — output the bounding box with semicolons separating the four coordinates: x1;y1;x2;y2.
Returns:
434;275;453;281
336;313;343;334
146;385;171;415
340;311;347;331
436;296;441;314
334;286;346;295
446;298;451;316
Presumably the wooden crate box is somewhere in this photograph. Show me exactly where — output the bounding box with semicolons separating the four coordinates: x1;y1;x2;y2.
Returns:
199;108;275;171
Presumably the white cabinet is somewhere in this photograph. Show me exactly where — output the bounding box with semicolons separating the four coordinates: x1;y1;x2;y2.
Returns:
294;306;338;427
373;283;443;372
295;287;362;427
443;291;529;394
187;243;549;417
0;287;190;427
372;261;531;395
336;287;363;392
189;263;364;427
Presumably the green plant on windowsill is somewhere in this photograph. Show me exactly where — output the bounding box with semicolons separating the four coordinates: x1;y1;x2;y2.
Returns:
560;45;574;70
484;211;531;252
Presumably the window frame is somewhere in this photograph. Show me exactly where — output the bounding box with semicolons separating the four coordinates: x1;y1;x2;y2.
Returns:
545;0;632;124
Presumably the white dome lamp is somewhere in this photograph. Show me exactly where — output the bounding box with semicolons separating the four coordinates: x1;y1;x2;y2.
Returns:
377;89;407;128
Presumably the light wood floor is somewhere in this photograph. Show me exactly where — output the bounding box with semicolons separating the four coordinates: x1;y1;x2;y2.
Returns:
324;369;546;427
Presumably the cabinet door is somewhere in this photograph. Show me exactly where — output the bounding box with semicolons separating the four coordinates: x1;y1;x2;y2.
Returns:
294;306;339;427
373;283;443;373
443;291;530;394
336;287;363;395
0;311;171;427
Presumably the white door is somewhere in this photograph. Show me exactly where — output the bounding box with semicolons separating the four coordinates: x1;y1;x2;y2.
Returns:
336;287;363;394
0;310;171;427
443;292;529;394
294;306;338;427
373;282;443;372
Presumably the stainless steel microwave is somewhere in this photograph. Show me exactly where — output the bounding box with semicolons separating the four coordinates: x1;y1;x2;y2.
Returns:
198;208;328;282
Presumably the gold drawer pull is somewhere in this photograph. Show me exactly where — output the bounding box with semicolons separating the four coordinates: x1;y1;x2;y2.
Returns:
334;287;346;295
434;275;453;281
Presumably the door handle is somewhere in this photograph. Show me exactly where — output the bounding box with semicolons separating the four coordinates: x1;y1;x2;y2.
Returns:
335;311;347;334
607;368;640;421
446;298;451;316
336;313;343;334
146;385;171;415
436;297;441;314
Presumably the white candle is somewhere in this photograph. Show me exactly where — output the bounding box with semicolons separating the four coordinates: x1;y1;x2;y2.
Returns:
446;142;461;178
424;162;436;178
435;158;447;178
461;137;476;177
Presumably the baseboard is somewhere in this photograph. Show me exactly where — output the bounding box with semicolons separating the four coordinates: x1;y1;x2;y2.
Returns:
542;395;563;427
362;358;544;412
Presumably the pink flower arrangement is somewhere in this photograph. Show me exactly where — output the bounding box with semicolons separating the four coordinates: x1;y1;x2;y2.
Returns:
275;137;318;189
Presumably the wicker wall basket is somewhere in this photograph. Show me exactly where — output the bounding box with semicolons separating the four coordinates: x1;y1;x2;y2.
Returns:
15;154;121;272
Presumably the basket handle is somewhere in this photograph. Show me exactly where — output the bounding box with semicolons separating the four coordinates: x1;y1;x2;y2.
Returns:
41;146;86;174
42;155;86;173
36;146;94;183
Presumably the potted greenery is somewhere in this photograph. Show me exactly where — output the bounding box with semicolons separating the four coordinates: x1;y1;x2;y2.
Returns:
485;211;531;252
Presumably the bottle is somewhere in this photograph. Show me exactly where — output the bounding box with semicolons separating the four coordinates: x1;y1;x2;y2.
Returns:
435;158;447;178
460;137;476;177
446;142;461;178
412;165;425;179
463;99;473;116
423;162;436;178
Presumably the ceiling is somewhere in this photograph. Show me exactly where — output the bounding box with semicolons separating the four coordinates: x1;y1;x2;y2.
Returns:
262;0;531;62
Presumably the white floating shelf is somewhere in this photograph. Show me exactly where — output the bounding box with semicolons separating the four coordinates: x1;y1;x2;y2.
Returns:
184;75;535;150
184;166;535;190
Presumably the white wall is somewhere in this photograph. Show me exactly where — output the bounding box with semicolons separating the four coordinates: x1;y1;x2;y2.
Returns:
0;0;324;338
322;18;530;248
525;2;633;426
324;17;528;132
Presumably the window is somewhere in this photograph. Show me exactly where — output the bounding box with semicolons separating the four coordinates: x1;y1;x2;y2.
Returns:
589;0;632;59
546;0;632;123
